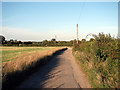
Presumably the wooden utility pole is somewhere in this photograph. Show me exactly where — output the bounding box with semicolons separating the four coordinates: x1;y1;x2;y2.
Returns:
73;36;74;46
77;24;78;44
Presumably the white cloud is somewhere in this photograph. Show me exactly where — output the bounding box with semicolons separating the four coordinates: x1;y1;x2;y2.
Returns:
1;27;75;41
2;27;51;41
2;26;118;42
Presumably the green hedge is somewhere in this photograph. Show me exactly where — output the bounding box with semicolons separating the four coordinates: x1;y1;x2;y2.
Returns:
73;33;119;88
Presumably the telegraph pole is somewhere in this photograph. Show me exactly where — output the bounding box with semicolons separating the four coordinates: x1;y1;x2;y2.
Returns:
73;36;74;46
77;24;78;44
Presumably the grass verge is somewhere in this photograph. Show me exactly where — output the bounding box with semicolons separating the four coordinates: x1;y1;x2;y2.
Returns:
72;48;118;88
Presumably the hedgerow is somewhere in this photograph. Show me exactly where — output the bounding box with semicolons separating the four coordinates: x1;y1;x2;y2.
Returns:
73;33;119;88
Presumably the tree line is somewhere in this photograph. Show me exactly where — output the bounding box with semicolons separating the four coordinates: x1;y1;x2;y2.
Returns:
0;35;74;46
1;34;115;47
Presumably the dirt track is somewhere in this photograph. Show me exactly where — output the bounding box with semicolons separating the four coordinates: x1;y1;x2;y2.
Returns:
17;48;91;88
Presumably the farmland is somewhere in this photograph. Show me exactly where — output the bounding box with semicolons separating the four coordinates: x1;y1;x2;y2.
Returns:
1;33;119;89
2;47;63;63
2;47;65;73
2;46;66;89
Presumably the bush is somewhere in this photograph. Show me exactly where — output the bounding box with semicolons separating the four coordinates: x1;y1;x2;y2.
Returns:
73;33;119;88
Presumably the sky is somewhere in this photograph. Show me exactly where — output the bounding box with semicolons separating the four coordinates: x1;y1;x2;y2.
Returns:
1;2;118;41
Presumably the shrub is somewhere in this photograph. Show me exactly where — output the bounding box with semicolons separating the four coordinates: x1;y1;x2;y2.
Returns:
73;33;119;88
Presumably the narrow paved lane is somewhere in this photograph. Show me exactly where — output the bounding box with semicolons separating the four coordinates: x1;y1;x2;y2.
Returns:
17;48;91;88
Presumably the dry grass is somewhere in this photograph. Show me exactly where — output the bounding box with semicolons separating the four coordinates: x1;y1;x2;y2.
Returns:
2;47;65;79
2;47;67;89
2;47;62;62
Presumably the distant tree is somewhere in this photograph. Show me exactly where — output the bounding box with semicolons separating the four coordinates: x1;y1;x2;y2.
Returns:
24;41;32;44
51;38;56;42
47;41;51;46
14;40;17;42
81;39;86;43
0;35;5;44
51;39;56;46
9;39;14;42
89;38;94;42
69;40;73;46
42;40;48;46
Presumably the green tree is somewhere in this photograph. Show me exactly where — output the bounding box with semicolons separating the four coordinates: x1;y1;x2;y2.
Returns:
42;40;48;46
0;35;5;44
89;38;94;42
81;39;86;43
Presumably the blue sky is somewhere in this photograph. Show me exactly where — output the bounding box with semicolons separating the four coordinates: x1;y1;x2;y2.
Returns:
2;2;118;41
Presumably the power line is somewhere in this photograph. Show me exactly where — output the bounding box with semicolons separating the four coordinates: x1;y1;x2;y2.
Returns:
75;2;85;43
77;2;86;24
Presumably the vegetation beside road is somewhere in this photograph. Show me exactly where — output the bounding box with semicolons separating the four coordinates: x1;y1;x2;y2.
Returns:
2;47;66;89
72;33;119;88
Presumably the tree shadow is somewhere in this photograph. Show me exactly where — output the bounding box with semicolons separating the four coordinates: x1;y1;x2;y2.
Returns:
2;48;68;90
18;48;67;88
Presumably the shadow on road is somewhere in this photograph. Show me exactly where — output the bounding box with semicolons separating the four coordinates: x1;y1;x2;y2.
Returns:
18;48;68;88
3;48;68;90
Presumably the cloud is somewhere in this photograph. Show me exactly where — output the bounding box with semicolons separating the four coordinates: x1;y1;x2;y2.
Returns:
2;27;50;41
2;27;75;41
2;26;117;42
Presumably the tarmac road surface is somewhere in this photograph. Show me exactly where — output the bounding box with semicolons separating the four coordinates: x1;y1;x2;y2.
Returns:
17;48;91;88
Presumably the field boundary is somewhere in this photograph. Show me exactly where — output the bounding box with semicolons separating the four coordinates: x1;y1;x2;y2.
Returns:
2;48;67;90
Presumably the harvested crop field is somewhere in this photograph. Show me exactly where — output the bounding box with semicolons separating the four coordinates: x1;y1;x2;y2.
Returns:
2;47;65;85
2;47;63;63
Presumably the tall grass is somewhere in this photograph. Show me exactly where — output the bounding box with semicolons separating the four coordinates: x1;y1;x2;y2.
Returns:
72;33;119;88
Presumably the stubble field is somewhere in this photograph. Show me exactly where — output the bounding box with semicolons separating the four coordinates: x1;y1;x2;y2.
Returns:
1;46;65;82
